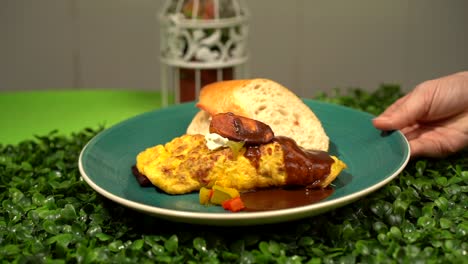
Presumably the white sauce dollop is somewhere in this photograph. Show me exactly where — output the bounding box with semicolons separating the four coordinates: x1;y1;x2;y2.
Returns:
205;133;229;150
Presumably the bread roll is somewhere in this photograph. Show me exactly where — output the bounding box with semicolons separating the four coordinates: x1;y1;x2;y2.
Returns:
186;78;329;151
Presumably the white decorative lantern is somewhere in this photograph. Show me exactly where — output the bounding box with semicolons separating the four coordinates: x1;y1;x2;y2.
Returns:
158;0;250;105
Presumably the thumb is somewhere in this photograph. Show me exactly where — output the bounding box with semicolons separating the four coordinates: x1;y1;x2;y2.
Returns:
372;91;426;131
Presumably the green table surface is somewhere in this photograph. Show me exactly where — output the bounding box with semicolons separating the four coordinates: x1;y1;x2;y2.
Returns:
0;90;167;145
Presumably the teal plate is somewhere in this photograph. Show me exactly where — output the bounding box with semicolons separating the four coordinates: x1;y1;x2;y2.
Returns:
79;100;410;226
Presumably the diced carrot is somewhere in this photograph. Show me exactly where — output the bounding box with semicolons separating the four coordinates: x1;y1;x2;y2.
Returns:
222;196;245;212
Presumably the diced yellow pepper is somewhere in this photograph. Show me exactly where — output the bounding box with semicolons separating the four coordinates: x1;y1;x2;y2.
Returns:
209;185;240;205
217;185;240;198
199;187;212;205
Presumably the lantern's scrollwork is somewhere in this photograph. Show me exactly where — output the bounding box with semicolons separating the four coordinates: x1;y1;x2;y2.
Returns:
159;0;250;104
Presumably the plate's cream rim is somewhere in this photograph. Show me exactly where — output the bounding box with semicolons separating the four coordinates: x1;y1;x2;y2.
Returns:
78;133;410;224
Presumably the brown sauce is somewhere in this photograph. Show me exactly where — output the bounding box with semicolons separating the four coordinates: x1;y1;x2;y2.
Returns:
243;145;262;169
240;187;334;212
131;165;152;187
241;136;336;211
243;136;334;188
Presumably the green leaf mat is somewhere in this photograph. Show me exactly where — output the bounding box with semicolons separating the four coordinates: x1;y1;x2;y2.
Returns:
0;86;467;263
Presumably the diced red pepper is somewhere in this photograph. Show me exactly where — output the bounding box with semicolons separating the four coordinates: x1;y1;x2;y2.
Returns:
222;196;245;212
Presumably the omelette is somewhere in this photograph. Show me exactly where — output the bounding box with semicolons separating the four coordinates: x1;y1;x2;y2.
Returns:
135;114;347;195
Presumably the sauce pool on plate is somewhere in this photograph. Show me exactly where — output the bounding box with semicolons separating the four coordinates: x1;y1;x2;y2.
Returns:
240;187;334;212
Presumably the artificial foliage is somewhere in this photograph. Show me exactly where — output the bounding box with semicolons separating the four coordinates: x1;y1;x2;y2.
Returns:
1;85;467;263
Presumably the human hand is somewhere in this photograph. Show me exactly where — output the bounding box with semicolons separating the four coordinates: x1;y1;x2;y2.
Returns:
372;71;468;158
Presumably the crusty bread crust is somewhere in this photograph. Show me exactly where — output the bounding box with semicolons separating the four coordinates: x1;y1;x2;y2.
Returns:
196;79;252;117
187;78;329;151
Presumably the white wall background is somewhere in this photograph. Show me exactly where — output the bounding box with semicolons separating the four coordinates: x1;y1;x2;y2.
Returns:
1;0;467;97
